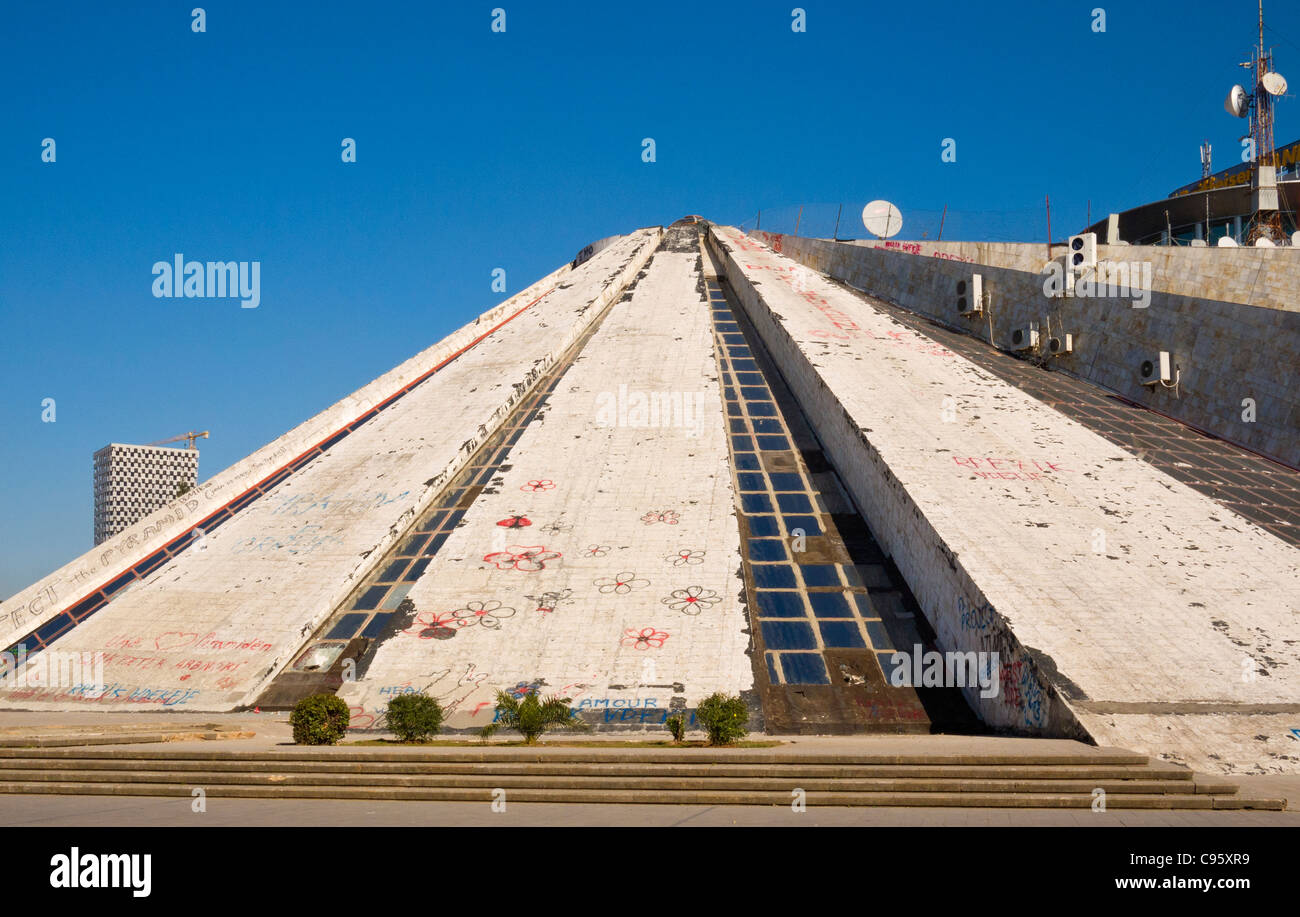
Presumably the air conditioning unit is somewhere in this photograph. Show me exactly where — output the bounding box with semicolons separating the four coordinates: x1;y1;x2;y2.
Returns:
1139;352;1172;385
1068;232;1097;273
1048;333;1073;355
956;274;983;314
1009;326;1039;351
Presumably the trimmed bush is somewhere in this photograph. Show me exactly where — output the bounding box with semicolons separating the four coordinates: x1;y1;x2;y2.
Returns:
695;692;748;746
290;693;351;745
385;693;444;743
479;691;590;745
665;714;687;744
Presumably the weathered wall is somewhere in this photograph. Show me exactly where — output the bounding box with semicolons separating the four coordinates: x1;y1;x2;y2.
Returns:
753;232;1300;469
0;230;660;711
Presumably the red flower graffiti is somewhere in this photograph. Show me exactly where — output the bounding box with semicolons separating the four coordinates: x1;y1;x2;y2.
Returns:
662;586;721;615
402;610;463;640
451;600;517;630
520;480;556;493
668;549;705;567
621;627;670;650
594;571;650;595
496;515;532;528
483;545;562;572
585;544;611;557
641;510;680;525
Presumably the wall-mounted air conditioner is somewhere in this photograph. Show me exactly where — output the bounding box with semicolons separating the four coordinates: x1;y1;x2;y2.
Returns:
1139;352;1172;386
1048;333;1073;355
957;274;983;314
1068;233;1097;274
1009;326;1038;351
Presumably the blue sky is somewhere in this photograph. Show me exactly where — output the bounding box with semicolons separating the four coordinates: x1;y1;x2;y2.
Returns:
2;0;1297;597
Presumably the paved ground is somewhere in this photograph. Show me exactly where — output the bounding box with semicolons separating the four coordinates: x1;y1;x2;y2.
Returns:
0;710;1158;757
1;794;1294;827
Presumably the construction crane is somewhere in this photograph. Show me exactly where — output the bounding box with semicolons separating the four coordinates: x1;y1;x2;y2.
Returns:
146;431;209;450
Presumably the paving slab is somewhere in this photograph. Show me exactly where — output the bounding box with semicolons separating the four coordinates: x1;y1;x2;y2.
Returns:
0;794;1293;827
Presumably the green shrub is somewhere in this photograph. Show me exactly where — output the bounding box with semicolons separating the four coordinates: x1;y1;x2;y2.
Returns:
479;691;590;745
695;692;748;746
665;713;687;744
385;693;444;743
290;693;351;745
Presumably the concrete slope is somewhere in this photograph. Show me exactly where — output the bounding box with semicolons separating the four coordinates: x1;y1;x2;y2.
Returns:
0;230;659;711
340;225;754;729
751;231;1300;469
710;225;1300;774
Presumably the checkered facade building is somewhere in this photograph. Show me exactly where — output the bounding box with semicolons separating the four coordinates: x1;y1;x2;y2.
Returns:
93;444;199;545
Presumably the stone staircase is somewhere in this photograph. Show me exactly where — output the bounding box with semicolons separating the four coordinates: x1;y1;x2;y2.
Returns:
0;746;1285;808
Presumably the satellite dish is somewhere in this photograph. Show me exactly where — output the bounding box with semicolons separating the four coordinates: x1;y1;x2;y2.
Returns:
862;200;903;239
1225;84;1249;118
1262;71;1288;96
1217;236;1239;247
1255;237;1276;248
1291;231;1300;247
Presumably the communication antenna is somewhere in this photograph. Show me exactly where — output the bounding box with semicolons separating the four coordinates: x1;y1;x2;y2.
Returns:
1200;140;1213;178
1224;0;1289;243
862;200;903;239
1224;85;1249;118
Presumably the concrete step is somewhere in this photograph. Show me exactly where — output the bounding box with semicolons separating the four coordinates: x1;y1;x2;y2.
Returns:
0;744;1278;809
0;768;1222;795
0;747;1156;766
0;757;1195;781
0;730;254;748
0;780;1283;809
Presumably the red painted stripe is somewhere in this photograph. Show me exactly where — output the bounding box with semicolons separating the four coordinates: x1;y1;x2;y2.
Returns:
30;286;556;637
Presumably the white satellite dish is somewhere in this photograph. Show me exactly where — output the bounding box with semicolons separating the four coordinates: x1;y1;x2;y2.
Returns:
1291;231;1300;247
1262;71;1288;96
1217;236;1239;247
1225;84;1250;118
862;200;903;239
1255;237;1276;248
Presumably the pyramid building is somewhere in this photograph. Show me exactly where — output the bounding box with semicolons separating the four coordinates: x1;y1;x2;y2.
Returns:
2;219;1297;775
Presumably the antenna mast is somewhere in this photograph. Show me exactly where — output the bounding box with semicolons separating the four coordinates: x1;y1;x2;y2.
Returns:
1247;0;1284;243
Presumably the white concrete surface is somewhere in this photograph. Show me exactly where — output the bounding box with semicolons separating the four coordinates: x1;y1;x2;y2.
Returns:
340;245;754;730
755;231;1300;468
712;225;1300;774
0;231;660;711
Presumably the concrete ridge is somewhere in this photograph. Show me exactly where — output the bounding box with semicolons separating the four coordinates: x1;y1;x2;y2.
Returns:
0;730;254;748
0;782;1280;809
0;747;1154;765
0;760;1193;779
0;771;1224;794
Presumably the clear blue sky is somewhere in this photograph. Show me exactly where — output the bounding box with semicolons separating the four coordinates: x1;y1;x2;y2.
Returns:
2;0;1298;597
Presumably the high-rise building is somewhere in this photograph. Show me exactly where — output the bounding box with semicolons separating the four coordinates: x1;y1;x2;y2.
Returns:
92;444;199;545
